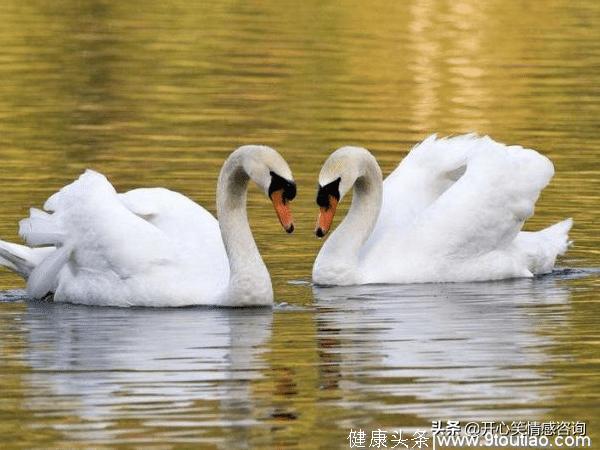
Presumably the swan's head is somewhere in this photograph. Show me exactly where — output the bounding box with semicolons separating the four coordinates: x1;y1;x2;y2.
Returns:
239;145;297;233
315;146;374;237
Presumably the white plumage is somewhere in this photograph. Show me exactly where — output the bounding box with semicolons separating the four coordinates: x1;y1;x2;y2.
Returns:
0;145;295;307
313;134;572;285
21;170;230;306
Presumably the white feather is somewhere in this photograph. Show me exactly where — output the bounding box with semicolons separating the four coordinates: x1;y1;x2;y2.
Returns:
314;134;572;285
0;241;54;278
27;244;72;298
0;145;291;306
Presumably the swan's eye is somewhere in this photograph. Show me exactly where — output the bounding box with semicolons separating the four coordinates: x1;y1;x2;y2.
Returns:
269;171;296;201
316;177;341;208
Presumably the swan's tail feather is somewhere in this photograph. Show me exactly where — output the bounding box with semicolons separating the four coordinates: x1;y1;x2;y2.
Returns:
19;211;64;247
540;217;573;256
517;218;573;275
0;254;19;274
27;244;72;299
0;240;55;279
0;241;31;277
2;204;69;297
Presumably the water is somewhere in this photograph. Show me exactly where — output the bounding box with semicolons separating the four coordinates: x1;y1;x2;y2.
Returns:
0;0;598;448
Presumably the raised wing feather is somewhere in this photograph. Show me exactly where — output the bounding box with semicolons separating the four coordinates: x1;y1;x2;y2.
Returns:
412;138;554;256
374;134;483;232
362;135;555;281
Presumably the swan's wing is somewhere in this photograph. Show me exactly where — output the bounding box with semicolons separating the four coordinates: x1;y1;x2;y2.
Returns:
362;135;555;281
19;170;228;303
118;187;229;275
119;187;222;243
375;134;482;232
19;170;174;297
413;137;554;256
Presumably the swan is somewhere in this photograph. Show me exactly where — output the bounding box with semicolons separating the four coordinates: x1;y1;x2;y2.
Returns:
0;145;296;307
313;134;572;285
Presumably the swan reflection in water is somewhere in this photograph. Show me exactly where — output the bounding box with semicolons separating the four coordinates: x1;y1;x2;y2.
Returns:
13;269;586;443
312;271;579;421
21;302;272;443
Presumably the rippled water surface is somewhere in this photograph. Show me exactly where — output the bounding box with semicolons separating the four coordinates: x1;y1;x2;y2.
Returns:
0;1;599;448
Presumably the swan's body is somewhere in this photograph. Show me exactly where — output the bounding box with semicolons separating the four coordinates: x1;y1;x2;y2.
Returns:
313;134;572;285
0;145;296;307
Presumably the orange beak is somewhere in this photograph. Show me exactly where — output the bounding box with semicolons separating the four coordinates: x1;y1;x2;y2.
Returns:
271;189;294;233
315;196;338;238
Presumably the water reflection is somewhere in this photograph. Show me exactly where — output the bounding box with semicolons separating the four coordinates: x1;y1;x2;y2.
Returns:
0;270;596;446
21;302;272;444
313;273;575;420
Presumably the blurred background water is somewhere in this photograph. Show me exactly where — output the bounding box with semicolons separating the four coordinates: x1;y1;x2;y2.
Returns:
0;0;598;448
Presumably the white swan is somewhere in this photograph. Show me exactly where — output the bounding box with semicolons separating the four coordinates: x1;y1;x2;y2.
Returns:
313;134;572;285
0;145;296;307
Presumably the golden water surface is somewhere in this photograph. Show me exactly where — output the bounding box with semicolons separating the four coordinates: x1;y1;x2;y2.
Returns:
0;1;598;448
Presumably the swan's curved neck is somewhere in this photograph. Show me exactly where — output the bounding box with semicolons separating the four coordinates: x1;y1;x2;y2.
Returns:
316;155;382;283
217;153;272;305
